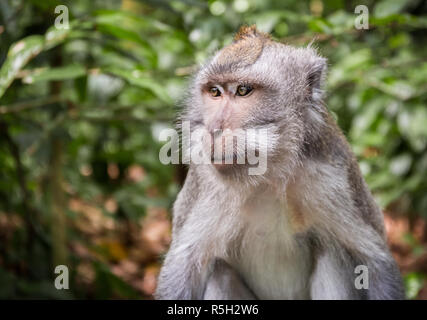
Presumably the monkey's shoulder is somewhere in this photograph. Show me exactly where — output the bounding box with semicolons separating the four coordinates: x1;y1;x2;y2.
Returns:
287;159;385;234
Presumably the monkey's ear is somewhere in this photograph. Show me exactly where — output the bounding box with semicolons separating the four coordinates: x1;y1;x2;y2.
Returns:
307;57;327;102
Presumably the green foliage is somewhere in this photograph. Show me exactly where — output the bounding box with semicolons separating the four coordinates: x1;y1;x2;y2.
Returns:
404;272;425;299
0;0;426;299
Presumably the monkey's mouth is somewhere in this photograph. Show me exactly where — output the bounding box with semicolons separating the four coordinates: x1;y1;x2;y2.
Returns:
206;135;262;169
210;153;239;165
210;150;259;167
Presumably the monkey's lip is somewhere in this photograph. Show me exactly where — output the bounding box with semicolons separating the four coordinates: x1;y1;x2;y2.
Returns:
210;153;244;165
211;157;236;164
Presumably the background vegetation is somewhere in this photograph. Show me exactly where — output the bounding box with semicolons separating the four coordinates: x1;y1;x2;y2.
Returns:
0;0;426;299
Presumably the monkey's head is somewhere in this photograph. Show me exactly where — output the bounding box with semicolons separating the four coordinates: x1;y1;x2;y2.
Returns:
183;25;328;183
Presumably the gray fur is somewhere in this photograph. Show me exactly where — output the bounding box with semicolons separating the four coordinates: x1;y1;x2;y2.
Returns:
204;259;257;300
155;28;404;300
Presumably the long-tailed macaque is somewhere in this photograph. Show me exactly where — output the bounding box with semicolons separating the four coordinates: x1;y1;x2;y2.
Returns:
156;26;404;300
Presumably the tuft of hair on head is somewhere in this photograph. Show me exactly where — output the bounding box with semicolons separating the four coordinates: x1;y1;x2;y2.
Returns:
233;25;271;42
207;25;272;74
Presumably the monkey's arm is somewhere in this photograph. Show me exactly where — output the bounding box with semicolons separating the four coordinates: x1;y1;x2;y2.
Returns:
155;169;206;299
155;237;201;299
309;243;404;300
203;259;257;300
291;161;404;300
310;246;364;299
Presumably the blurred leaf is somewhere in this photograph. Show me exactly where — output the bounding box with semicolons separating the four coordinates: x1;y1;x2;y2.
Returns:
308;18;333;34
404;272;425;299
0;36;44;98
374;0;408;18
105;67;172;105
22;65;87;84
0;24;73;98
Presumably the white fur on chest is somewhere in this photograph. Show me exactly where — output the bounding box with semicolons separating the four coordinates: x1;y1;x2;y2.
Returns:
230;192;312;299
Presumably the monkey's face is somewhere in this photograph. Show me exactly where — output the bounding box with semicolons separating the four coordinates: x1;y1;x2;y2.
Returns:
185;30;327;179
188;71;284;178
202;82;257;133
200;81;262;170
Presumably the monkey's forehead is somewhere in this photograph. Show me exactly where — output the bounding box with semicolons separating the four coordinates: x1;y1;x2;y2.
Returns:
195;41;326;88
198;39;277;84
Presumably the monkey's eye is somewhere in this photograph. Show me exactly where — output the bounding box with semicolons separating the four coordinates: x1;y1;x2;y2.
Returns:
209;87;221;97
236;85;253;96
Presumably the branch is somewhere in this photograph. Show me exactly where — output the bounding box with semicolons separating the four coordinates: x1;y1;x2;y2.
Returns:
76;114;174;124
0;95;62;114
